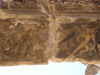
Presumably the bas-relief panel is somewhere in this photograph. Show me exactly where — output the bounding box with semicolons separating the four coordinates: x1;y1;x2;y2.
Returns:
0;0;100;65
54;17;100;61
0;15;51;65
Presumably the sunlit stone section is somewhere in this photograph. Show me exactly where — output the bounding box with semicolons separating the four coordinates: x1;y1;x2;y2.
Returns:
0;14;51;66
53;17;100;63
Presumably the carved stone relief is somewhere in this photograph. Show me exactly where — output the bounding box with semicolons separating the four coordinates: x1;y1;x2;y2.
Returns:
0;0;100;67
53;17;100;62
0;15;51;65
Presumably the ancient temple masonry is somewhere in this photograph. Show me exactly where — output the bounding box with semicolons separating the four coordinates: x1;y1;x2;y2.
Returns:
0;0;100;69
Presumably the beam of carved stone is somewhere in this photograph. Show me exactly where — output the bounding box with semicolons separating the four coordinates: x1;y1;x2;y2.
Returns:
0;0;100;66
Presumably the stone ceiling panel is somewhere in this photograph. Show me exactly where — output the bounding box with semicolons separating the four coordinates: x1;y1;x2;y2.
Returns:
0;14;52;66
52;17;100;63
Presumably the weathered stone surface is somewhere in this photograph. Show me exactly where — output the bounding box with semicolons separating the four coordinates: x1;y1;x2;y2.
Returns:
53;17;100;63
46;0;100;17
1;0;100;16
0;14;51;65
0;0;47;15
0;0;100;67
85;64;100;75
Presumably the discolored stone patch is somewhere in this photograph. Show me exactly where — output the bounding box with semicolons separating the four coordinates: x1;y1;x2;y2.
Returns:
54;17;100;61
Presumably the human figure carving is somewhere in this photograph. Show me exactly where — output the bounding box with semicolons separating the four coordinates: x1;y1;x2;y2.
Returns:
68;24;100;59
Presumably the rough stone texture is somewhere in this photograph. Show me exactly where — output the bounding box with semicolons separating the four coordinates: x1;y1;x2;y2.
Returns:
47;0;100;17
0;0;48;15
0;0;100;68
53;17;100;61
0;15;51;65
85;64;100;75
